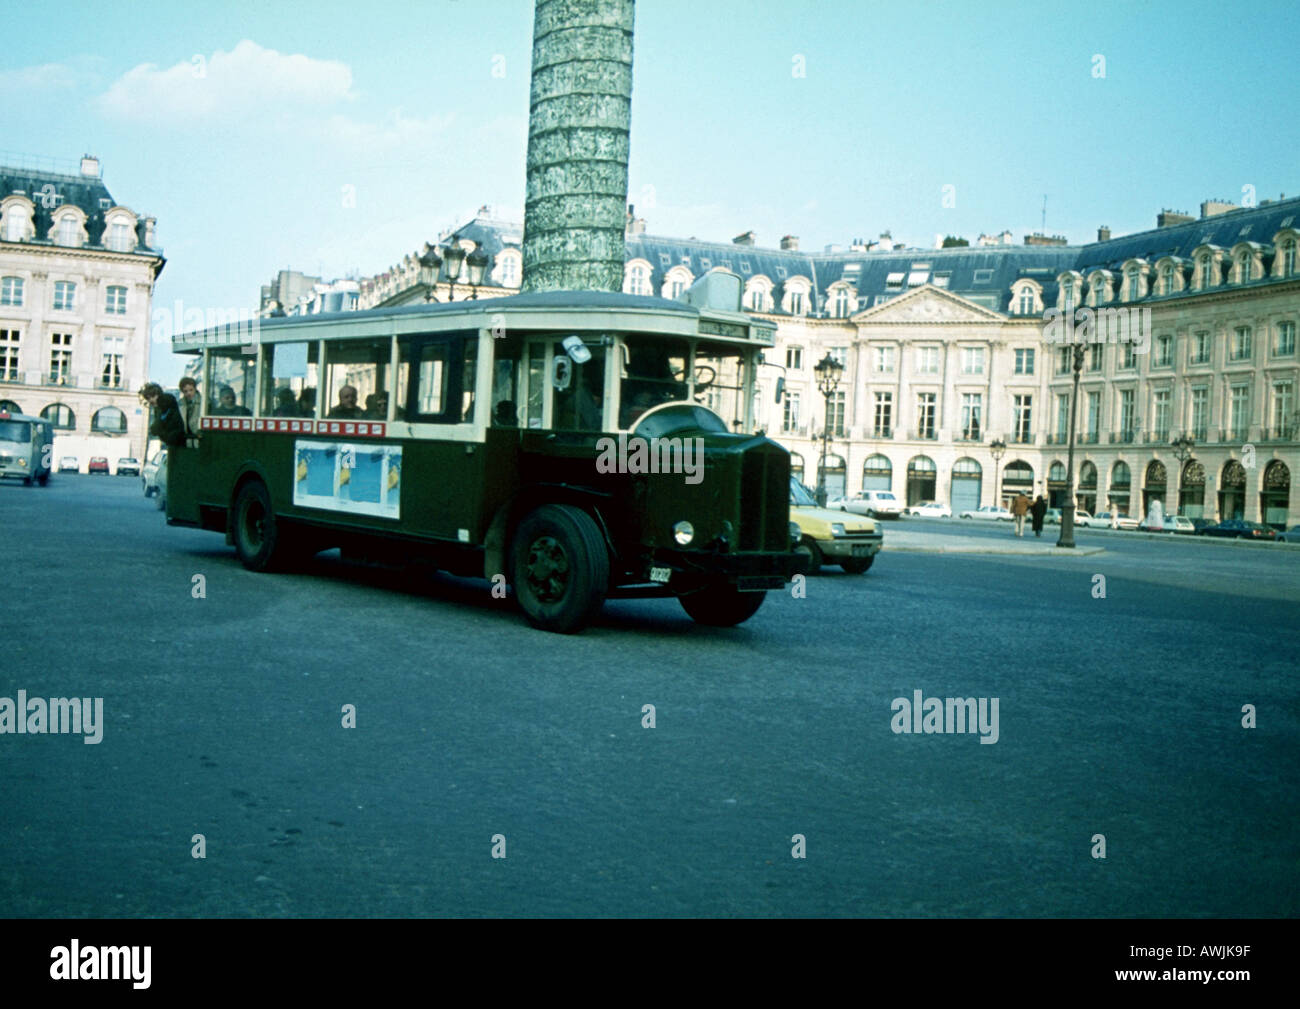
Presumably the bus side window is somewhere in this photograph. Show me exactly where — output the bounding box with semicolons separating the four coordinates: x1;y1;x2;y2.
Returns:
324;339;390;420
399;335;475;423
208;349;256;416
263;342;319;418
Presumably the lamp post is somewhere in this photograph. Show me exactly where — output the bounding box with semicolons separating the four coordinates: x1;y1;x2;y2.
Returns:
814;352;844;506
1171;433;1195;463
466;248;489;299
989;437;1006;508
1056;341;1086;548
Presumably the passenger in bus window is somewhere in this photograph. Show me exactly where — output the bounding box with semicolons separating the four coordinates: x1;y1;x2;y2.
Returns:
272;388;299;417
365;392;389;420
493;399;518;426
213;385;251;417
328;385;364;419
299;388;317;418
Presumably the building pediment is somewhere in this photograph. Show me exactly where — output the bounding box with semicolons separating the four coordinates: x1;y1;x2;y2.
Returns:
852;284;1005;324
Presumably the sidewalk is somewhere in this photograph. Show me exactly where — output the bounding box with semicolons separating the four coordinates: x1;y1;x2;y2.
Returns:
883;528;1106;556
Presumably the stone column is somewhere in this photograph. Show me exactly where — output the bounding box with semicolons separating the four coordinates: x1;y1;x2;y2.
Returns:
522;0;635;293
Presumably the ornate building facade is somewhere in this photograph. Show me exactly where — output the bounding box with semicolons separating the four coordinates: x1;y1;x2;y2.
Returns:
353;197;1299;526
0;155;164;467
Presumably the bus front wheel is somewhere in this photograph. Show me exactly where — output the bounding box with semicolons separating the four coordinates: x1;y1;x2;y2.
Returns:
233;480;291;572
511;504;609;634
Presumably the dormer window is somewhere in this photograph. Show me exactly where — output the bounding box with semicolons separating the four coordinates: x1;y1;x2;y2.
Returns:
56;216;81;247
1199;255;1214;289
1283;239;1297;277
1061;278;1075;310
623;260;651;296
1160;263;1174;295
831;287;852;318
497;251;520;287
106;221;135;253
744;276;773;313
1125;267;1139;300
1237;252;1253;283
3;204;29;243
1018;288;1034;314
789;291;806;316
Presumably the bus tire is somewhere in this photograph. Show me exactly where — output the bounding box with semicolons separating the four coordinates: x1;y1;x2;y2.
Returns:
232;480;292;572
511;504;608;634
678;584;765;626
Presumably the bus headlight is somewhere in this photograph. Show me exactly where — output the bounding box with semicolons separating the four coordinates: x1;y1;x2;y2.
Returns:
673;521;695;546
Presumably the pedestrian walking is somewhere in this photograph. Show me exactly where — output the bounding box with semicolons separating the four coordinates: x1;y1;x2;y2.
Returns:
1011;492;1030;537
1030;494;1048;537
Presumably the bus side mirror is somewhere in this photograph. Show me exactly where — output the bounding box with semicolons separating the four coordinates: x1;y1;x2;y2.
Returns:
562;335;591;364
774;376;785;403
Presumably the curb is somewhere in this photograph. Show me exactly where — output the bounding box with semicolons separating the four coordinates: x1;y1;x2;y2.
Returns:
886;544;1107;557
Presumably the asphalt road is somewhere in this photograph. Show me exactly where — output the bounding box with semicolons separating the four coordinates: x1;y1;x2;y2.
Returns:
2;474;1297;917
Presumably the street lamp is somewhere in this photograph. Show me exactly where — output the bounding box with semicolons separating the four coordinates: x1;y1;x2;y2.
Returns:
1056;340;1087;548
814;352;844;506
989;437;1006;507
1171;433;1195;463
466;248;489;299
418;244;442;302
441;241;468;301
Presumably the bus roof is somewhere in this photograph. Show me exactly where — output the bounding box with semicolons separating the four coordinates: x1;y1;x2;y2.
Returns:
171;289;776;352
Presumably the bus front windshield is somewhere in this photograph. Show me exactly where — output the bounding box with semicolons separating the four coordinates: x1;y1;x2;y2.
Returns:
619;336;689;428
0;420;31;442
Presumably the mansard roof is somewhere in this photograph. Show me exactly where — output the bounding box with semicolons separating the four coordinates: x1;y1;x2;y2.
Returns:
0;163;161;254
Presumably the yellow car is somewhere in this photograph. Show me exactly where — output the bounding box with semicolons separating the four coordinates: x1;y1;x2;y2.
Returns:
790;479;883;573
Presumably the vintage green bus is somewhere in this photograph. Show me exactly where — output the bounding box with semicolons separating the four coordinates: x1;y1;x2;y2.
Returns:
167;276;801;632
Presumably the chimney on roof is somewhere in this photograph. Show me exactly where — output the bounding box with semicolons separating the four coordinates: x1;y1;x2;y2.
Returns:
732;230;755;245
849;237;867;252
1200;199;1237;219
1024;232;1067;246
142;216;156;248
779;234;799;251
79;154;100;178
1098;225;1111;242
624;203;646;236
1157;209;1194;228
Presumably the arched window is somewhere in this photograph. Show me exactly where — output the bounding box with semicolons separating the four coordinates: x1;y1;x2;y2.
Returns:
41;403;75;429
55;215;81;247
1049;461;1067;482
1238;253;1252;283
789;452;805;482
623;261;651;296
1079;462;1097;488
105;220;136;253
91;406;127;433
3;204;29;242
1111;461;1131;487
830;286;854;318
0;398;23;413
1003;460;1034;488
862;453;892;491
495;250;521;288
1145;460;1167;487
1018;287;1035;314
744;277;773;312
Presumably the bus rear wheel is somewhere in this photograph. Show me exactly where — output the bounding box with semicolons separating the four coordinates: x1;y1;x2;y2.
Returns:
233;480;292;572
678;584;766;626
511;504;609;634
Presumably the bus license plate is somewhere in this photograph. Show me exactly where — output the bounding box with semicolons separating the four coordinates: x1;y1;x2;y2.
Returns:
851;544;871;557
649;566;672;584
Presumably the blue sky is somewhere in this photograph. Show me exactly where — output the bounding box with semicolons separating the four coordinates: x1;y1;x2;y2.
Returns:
4;0;1298;383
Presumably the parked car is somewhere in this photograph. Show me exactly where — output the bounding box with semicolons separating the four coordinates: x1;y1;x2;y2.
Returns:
1276;525;1300;543
907;500;952;518
88;456;110;475
789;477;882;573
1094;511;1140;530
1190;518;1216;534
58;456;79;473
959;505;1012;521
117;457;141;477
832;489;903;518
1202;519;1276;540
142;449;167;499
1044;508;1062;525
1163;515;1196;534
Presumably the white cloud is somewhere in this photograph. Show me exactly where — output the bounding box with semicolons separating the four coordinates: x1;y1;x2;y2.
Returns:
95;40;354;121
321;108;457;153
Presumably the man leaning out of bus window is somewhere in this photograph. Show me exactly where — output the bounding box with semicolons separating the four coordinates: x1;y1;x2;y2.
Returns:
141;382;186;449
